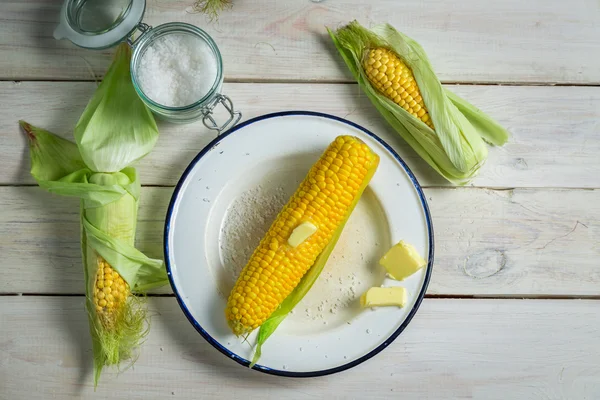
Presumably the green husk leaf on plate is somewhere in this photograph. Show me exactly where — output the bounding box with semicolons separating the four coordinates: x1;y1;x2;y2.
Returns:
20;43;166;387
328;21;509;185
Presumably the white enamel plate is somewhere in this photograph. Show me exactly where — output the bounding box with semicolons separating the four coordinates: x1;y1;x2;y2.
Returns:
164;111;433;377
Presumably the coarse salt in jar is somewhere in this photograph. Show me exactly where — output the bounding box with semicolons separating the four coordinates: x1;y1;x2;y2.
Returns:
54;0;241;131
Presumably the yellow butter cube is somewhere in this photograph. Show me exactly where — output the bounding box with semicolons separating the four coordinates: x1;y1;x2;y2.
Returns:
379;240;426;281
360;286;407;308
287;221;318;247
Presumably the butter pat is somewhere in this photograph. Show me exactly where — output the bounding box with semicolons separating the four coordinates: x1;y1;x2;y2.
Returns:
287;221;318;247
379;240;426;281
360;287;407;308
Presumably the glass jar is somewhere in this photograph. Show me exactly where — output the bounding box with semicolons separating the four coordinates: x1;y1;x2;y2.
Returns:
53;0;241;132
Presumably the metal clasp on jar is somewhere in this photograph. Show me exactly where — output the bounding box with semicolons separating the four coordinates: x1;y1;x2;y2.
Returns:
201;94;242;135
126;22;152;47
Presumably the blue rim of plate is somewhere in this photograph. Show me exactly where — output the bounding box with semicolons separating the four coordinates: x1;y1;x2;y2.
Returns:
164;110;434;378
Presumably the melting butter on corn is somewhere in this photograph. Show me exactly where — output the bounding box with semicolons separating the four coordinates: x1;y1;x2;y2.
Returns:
287;221;318;247
360;287;407;308
379;240;426;281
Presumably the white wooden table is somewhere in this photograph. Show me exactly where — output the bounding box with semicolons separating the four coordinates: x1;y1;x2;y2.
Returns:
1;1;599;398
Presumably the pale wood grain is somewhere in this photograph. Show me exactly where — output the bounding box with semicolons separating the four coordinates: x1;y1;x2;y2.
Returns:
1;0;599;83
2;0;598;395
429;188;600;296
3;82;599;188
0;297;598;399
2;186;598;296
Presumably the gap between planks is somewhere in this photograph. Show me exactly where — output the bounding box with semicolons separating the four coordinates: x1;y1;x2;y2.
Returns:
2;184;600;191
1;293;599;300
3;78;600;87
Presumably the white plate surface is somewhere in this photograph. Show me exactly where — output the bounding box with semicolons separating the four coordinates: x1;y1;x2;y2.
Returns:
165;112;433;376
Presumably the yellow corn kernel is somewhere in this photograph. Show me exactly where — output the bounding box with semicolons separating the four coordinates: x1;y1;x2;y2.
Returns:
363;48;434;130
225;135;379;335
93;257;129;330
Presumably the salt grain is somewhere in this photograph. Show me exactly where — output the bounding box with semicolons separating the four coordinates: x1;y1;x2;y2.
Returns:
137;33;218;107
220;185;287;283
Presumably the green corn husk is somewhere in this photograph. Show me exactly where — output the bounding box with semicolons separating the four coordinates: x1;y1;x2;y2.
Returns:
21;43;167;387
328;21;509;184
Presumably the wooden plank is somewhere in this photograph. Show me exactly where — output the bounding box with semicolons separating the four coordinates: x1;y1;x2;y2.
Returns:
1;0;599;83
429;188;600;296
0;186;169;295
0;297;598;398
2;82;600;188
2;186;598;296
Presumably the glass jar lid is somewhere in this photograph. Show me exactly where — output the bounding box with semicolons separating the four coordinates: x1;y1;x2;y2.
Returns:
54;0;146;49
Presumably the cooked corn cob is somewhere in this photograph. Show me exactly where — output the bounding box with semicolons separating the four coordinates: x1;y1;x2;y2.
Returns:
225;135;379;335
364;48;434;130
94;257;130;330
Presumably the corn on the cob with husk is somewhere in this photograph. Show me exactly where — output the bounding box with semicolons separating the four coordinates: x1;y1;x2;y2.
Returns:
21;43;167;387
224;135;379;365
328;21;510;184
